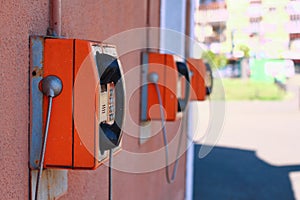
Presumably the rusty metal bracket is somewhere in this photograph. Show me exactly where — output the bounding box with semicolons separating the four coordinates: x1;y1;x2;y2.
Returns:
30;36;44;169
29;36;67;199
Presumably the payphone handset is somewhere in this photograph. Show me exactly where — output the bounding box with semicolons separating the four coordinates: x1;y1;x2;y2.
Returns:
140;52;190;121
176;60;191;112
205;62;213;96
29;37;125;172
95;51;125;153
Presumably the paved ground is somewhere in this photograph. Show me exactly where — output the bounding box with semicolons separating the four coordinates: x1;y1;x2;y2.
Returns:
192;76;300;199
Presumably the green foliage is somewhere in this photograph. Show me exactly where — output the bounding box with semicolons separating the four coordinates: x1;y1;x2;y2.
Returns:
222;78;286;101
202;50;228;69
237;44;250;58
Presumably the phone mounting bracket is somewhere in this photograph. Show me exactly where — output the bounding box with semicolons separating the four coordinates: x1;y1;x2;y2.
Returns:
29;36;68;200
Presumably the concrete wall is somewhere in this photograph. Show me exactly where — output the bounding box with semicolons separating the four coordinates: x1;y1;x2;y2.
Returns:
0;0;187;199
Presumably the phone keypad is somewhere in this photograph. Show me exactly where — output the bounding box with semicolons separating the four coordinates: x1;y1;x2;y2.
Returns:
107;83;115;124
99;82;116;125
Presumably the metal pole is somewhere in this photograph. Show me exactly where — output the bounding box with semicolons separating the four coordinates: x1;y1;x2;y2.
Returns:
49;0;61;36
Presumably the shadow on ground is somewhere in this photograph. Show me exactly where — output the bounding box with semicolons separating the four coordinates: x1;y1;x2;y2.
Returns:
193;145;300;200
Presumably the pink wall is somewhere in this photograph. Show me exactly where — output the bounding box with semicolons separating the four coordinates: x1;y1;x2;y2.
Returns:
0;0;187;199
0;1;49;199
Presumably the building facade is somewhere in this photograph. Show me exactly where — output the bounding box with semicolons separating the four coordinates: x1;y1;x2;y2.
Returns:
0;0;195;199
195;0;300;58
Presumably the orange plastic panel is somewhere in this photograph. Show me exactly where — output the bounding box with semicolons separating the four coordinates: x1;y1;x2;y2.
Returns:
187;58;206;101
73;40;99;169
147;52;165;120
164;54;178;120
147;52;178;121
44;38;74;168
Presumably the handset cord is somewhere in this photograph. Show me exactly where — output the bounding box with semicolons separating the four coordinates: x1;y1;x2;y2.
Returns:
35;96;53;200
34;75;62;200
186;92;211;142
108;149;113;200
151;75;185;184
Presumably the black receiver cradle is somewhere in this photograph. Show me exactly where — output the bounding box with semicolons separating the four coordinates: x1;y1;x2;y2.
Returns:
96;53;125;153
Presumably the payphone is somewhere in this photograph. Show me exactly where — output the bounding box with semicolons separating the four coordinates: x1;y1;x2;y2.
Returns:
140;52;190;184
30;36;125;170
187;58;213;101
29;36;125;198
140;52;190;122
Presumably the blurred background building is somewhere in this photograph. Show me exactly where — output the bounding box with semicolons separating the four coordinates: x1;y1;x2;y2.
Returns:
195;0;300;63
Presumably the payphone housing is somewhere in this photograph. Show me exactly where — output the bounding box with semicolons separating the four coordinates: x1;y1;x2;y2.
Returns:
187;58;213;101
29;36;125;170
140;52;190;122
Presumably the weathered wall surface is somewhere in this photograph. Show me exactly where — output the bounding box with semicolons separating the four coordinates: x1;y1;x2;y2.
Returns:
0;0;187;199
0;1;49;199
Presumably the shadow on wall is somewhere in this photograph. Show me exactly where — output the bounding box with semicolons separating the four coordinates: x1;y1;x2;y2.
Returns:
193;145;300;200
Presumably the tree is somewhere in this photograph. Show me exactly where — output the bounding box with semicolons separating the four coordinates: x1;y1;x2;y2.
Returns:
202;50;228;69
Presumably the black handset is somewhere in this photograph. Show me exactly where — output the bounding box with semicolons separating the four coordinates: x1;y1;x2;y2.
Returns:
205;62;213;95
176;61;191;112
95;52;125;153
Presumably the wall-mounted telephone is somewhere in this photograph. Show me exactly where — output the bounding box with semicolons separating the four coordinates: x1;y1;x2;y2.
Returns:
97;53;125;154
29;36;125;171
140;52;190;184
187;58;213;101
140;52;190;121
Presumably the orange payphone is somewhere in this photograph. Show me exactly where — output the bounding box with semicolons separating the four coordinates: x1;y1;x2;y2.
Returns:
140;52;190;184
187;58;213;101
29;36;125;171
140;52;190;121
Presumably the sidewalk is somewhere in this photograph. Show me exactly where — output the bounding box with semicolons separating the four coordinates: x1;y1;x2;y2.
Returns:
193;76;300;199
